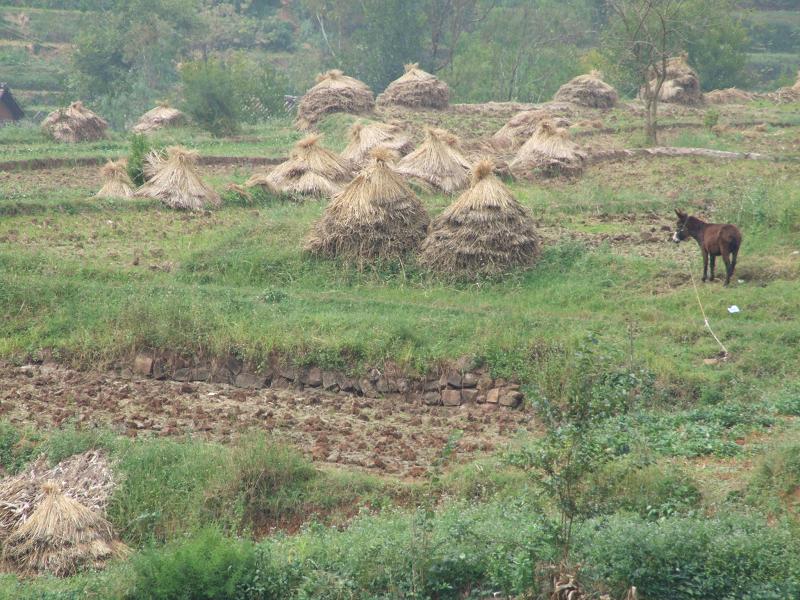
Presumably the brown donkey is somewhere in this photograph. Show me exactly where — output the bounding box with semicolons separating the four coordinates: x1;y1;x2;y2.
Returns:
672;210;742;285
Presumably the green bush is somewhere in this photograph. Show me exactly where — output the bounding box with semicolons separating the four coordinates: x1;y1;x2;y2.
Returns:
204;434;317;532
128;134;154;187
587;459;702;519
180;55;287;136
0;420;39;474
578;514;800;599
747;443;800;516
131;528;260;600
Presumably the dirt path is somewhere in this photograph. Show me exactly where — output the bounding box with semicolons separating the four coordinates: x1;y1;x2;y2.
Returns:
0;363;537;478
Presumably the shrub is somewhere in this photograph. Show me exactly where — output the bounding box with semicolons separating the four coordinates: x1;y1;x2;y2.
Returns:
204;433;317;532
0;420;39;474
180;55;287;136
578;513;800;599
131;528;259;600
747;443;800;516
128;134;153;187
180;58;242;136
704;109;721;130
587;459;702;519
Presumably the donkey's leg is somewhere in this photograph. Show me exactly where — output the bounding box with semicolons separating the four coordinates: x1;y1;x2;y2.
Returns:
702;250;709;282
721;249;732;286
709;255;716;281
731;249;739;280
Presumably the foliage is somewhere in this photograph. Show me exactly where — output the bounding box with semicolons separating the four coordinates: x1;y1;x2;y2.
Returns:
131;528;260;600
447;1;586;102
179;54;287;135
577;513;800;599
128;134;153;187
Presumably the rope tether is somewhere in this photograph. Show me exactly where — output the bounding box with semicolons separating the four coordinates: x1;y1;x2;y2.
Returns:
681;245;729;357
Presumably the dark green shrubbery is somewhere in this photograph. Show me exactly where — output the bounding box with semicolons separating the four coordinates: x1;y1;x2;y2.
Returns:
131;528;261;600
180;55;287;136
578;514;800;600
128;134;153;187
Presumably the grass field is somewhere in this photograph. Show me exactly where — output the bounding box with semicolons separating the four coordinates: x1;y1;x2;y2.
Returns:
1;100;800;598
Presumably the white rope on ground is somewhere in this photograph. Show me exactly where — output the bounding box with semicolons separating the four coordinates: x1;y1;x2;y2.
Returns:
681;245;729;357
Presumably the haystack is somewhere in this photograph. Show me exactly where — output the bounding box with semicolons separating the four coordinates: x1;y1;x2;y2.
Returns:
2;482;127;577
295;70;375;129
510;119;586;178
136;146;221;210
643;54;703;105
132;104;187;133
95;159;134;198
0;450;115;542
419;160;540;277
341;121;413;169
266;134;352;198
41;101;108;142
396;127;471;194
305;147;429;261
377;63;450;109
704;88;756;105
491;109;572;150
554;70;618;108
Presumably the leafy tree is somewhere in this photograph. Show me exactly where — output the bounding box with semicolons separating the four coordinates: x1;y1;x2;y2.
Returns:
448;1;589;102
605;0;691;145
180;54;287;136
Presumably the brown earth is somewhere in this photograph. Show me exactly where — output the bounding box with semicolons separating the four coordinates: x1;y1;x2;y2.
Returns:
0;363;538;479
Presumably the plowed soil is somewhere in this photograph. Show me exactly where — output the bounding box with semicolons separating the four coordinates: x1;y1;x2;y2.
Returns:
0;363;537;478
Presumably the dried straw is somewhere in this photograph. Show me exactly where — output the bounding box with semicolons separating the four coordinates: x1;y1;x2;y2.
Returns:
419;159;540;277
704;88;756;105
554;70;618;108
41;101;108;143
296;69;375;129
266;134;352;198
510;119;586;179
305;147;429;261
2;482;128;577
136;145;221;210
341;121;413;169
377;63;450;109
395;127;471;194
643;54;703;105
491;109;572;151
0;450;115;543
95;159;134;199
132;105;187;133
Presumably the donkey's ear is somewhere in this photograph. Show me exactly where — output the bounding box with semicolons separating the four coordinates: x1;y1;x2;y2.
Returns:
675;209;687;219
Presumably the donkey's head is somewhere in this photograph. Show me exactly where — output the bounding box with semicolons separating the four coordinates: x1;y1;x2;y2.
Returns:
672;209;690;243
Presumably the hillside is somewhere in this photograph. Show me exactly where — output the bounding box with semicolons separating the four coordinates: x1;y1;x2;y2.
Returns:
1;1;799;121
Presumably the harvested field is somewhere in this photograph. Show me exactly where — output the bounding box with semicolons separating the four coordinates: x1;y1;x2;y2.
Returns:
0;363;532;478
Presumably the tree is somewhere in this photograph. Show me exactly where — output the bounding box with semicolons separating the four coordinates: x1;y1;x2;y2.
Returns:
605;0;689;145
448;1;590;103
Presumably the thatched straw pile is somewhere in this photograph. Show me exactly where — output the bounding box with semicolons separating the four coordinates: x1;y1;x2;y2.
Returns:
510;119;586;178
554;70;618;108
266;134;353;198
377;63;450;109
704;88;757;105
136;146;221;210
644;54;703;105
296;70;375;129
341;121;413;169
2;482;128;576
132;104;187;133
95;160;134;199
0;451;115;542
491;109;572;150
419;160;540;277
767;71;800;103
396;127;471;194
41;101;108;142
305;147;429;261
